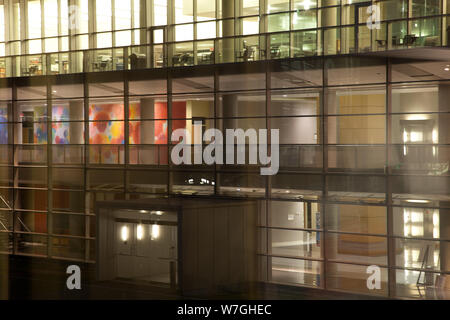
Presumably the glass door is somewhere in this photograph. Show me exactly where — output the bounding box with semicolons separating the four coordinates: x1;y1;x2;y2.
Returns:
114;210;179;288
149;26;166;68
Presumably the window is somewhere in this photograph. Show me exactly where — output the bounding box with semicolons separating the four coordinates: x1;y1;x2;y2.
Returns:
115;0;131;30
96;0;112;32
44;0;59;37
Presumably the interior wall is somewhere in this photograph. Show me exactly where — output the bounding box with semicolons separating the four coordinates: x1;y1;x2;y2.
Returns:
181;200;258;296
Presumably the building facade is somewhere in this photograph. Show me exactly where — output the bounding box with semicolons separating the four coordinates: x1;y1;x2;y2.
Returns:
0;0;449;300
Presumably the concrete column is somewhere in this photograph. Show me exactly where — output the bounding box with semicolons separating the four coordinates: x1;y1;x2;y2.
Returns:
69;100;84;144
69;0;83;72
140;98;155;144
222;94;238;133
322;2;337;55
222;0;235;62
140;0;148;45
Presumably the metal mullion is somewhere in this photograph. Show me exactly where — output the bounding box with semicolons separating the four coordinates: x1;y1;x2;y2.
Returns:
124;74;130;198
167;70;172;197
83;74;90;261
193;0;197;64
46;80;53;259
265;60;271;283
11;79;17;255
386;58;396;298
266;61;271;200
213;68;219;196
321;57;328;290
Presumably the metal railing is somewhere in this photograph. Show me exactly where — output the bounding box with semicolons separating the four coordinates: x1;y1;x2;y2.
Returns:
0;18;446;78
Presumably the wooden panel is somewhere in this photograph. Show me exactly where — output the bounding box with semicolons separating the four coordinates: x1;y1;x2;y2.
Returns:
197;208;214;291
181;208;198;291
213;206;229;287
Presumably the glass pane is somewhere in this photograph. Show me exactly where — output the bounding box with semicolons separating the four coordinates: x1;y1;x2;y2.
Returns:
326;233;388;265
271;229;321;259
271;257;322;287
270;201;322;230
326;204;387;235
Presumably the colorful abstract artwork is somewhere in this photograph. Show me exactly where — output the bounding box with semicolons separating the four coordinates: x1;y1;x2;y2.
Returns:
129;103;140;120
155;102;168;145
89;104;124;144
126;101;187;145
52;106;70;144
0;108;8;144
129;103;141;145
33;106;48;144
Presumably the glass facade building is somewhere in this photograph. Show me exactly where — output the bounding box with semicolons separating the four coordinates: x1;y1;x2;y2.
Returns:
0;0;449;300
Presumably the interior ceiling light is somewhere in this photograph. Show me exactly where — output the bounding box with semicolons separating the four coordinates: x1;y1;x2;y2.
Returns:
406;199;430;204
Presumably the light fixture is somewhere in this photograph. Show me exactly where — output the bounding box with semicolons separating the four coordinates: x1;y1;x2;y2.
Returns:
445;65;450;72
151;223;160;240
137;224;144;240
406;199;430;204
406;114;428;121
139;210;148;214
120;225;129;243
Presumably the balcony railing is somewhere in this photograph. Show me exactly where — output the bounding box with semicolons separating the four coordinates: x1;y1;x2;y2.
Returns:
0;18;446;78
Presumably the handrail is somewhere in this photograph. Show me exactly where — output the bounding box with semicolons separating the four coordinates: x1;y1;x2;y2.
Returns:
0;18;446;78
